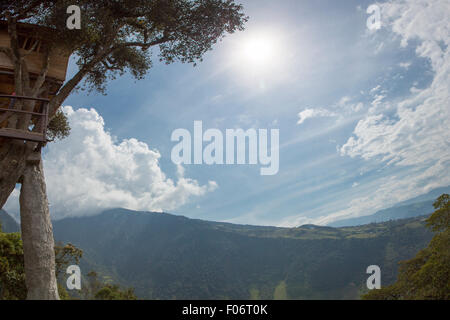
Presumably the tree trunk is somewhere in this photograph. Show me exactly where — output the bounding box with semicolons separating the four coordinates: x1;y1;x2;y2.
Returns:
0;141;30;208
19;153;60;300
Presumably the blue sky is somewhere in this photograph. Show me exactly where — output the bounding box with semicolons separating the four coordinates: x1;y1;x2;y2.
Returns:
6;0;449;226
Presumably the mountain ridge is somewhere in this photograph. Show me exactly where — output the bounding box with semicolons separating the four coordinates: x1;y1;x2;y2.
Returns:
0;209;20;233
50;208;432;299
0;196;440;299
327;186;450;227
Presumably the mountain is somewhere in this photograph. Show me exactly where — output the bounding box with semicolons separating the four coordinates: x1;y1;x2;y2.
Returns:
0;197;437;300
328;186;450;227
394;186;450;207
52;208;433;300
0;209;20;233
328;200;434;227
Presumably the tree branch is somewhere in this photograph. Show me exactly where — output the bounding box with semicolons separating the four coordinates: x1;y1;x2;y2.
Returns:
49;49;112;117
7;17;24;97
0;0;45;20
31;45;52;96
114;35;171;50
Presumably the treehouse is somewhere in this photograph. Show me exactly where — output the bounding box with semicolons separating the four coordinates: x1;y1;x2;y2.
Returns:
0;21;70;142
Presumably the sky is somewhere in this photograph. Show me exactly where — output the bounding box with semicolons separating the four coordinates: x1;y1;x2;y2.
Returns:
5;0;450;227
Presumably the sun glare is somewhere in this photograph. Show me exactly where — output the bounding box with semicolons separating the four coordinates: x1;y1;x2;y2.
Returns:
228;28;291;87
242;36;275;65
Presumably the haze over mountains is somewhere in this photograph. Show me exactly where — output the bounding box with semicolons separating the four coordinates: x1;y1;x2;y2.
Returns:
0;199;438;299
327;186;450;227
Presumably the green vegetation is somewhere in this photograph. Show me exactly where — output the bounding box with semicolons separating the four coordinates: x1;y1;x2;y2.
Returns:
273;281;288;300
0;225;25;299
0;225;137;300
249;288;260;300
362;194;449;300
47;110;71;142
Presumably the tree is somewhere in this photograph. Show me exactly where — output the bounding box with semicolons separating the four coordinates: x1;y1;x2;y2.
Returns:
362;194;450;300
83;271;137;300
94;284;137;300
0;227;137;300
0;223;82;299
0;223;26;299
0;1;247;299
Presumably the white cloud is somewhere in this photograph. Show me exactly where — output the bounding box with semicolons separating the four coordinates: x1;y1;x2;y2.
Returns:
330;0;450;224
337;96;365;113
369;94;385;110
342;0;450;167
337;96;352;106
369;85;381;94
279;0;450;227
297;108;337;125
6;107;217;219
398;61;412;69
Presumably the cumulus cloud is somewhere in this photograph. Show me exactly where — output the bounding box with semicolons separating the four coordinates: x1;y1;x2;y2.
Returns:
297;108;337;125
6;107;217;219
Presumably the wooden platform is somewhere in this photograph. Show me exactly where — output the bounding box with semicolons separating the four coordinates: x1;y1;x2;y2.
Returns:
0;94;49;142
0;128;46;142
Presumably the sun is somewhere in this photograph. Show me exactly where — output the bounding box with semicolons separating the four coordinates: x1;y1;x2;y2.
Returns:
242;36;275;65
228;28;290;85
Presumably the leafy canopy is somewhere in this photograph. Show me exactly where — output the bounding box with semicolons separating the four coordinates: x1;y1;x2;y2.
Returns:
0;225;26;300
2;0;248;95
0;226;135;300
0;224;84;300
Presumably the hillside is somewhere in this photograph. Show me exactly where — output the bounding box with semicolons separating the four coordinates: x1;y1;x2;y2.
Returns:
51;208;433;300
0;206;435;300
0;209;19;233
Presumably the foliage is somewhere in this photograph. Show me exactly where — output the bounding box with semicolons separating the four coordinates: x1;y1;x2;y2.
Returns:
0;0;247;148
1;0;248;95
94;284;137;300
53;241;84;299
46;110;71;142
54;241;83;277
0;228;84;300
0;226;135;300
79;271;137;300
362;194;450;300
0;224;26;299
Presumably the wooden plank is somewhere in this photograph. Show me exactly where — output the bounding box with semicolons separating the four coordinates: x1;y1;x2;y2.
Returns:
0;108;45;116
0;128;45;142
0;94;50;103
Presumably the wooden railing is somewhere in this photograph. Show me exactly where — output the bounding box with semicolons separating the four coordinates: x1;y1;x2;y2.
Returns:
0;94;50;142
